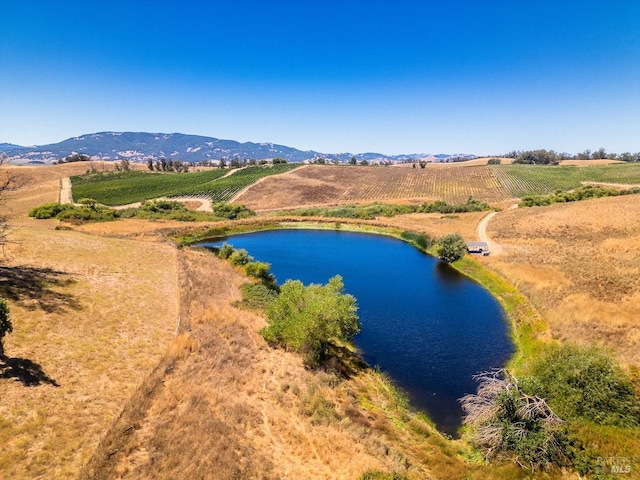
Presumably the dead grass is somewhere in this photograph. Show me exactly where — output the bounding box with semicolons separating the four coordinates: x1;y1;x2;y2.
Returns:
81;250;398;479
0;226;177;479
485;195;640;365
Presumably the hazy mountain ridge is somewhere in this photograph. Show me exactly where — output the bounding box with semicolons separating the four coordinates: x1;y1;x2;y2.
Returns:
2;132;474;163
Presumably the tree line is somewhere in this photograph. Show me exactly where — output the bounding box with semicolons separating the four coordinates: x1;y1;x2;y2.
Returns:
503;148;640;164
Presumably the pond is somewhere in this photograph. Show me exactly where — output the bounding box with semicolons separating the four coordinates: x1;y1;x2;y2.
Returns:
200;229;513;436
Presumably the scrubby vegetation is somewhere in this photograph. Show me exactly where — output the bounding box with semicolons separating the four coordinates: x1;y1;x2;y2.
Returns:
0;297;12;356
214;241;362;370
71;164;299;205
519;185;640;207
526;345;640;427
215;243;278;290
461;345;640;475
28;200;254;223
400;230;433;251
277;197;492;220
461;370;565;472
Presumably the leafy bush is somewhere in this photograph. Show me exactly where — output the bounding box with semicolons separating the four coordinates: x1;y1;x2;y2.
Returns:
525;344;640;427
360;471;408;480
28;203;74;219
243;261;278;290
0;297;12;355
139;199;187;213
217;243;235;259
436;233;467;263
261;276;360;368
228;248;252;266
211;202;255;219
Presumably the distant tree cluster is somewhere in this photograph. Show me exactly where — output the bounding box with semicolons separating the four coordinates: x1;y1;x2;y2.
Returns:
505;148;640;163
513;150;560;165
58;153;91;163
146;157;190;172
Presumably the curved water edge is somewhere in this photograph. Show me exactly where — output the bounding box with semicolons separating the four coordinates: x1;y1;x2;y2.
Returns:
198;228;514;436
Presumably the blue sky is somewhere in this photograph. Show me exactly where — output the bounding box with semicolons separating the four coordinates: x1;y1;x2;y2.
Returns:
1;1;639;155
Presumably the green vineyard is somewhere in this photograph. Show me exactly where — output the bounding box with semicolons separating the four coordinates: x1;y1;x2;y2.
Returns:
71;164;300;205
492;163;640;197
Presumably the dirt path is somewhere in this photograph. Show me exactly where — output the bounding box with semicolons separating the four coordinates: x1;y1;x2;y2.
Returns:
580;180;640;188
476;204;518;256
60;177;73;203
476;211;502;255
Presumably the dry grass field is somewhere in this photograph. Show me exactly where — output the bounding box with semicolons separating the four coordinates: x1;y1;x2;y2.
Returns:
1;163;178;478
484;195;640;366
235;165;511;211
0;226;177;478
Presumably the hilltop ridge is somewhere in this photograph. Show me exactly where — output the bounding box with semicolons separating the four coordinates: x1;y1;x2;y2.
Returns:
2;131;474;164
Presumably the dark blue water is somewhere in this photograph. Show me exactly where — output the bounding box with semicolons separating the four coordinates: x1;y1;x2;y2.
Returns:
200;229;513;435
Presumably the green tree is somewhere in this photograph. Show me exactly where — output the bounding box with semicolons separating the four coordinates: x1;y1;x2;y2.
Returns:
0;298;12;356
591;147;606;160
436;233;467;263
261;275;360;368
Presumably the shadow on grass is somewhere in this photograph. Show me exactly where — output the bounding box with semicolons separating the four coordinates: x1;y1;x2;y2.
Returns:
0;354;60;387
324;342;369;379
0;265;81;313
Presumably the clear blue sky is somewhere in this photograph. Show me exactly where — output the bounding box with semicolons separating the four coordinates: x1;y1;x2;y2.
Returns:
2;1;639;155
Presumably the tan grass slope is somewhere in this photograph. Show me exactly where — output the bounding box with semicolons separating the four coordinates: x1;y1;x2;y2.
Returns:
485;194;640;365
0;227;177;479
80;250;410;479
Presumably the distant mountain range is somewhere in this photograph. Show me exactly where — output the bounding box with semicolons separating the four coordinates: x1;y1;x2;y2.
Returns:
1;132;474;164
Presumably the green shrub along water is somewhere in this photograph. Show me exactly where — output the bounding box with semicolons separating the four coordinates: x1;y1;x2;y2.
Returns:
261;275;360;369
276;197;492;220
525;344;640;427
519;185;640;207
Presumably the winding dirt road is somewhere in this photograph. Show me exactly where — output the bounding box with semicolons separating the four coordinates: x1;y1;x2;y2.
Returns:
476;211;502;255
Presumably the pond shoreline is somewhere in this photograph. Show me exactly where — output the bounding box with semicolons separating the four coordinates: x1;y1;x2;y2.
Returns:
179;219;542;431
